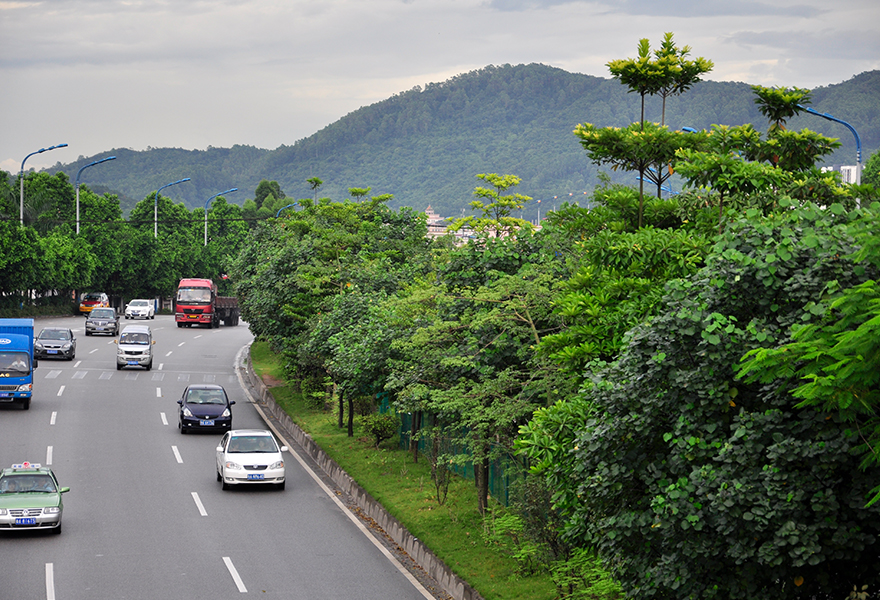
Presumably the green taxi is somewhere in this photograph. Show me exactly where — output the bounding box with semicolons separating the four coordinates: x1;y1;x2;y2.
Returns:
0;463;69;534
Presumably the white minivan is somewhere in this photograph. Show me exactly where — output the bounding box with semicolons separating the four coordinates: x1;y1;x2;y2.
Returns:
115;325;155;370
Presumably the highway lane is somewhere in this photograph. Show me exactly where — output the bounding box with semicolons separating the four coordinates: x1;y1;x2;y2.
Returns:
0;315;432;599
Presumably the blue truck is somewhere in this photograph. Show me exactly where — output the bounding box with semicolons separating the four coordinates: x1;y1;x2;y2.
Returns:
0;319;37;410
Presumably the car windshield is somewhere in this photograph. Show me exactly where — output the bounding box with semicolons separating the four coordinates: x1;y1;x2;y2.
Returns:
40;329;70;340
187;390;227;404
0;352;30;373
90;309;114;318
0;474;56;493
83;294;102;301
120;332;149;345
130;300;148;307
177;288;211;303
227;436;277;453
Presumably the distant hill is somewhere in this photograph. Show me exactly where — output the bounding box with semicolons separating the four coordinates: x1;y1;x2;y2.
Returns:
45;65;880;221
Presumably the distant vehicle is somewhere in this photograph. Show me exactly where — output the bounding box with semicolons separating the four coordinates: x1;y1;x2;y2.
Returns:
178;384;235;434
216;429;286;490
124;299;155;320
0;319;36;410
34;327;76;361
0;462;69;534
175;278;239;328
115;325;154;370
79;292;109;314
85;307;119;336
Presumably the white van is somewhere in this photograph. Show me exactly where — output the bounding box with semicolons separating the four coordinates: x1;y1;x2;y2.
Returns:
115;325;155;370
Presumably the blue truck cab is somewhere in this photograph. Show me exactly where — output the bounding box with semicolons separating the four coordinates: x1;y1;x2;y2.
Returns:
0;319;37;410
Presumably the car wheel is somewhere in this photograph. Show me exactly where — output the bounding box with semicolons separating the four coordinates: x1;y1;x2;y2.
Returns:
146;362;152;371
85;331;90;336
54;523;62;535
116;363;122;370
221;480;230;491
277;481;285;491
180;426;186;434
217;470;222;482
69;354;75;361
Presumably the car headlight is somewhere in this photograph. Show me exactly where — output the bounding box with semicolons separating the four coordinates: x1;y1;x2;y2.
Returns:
0;508;7;515
221;408;231;417
270;460;284;469
182;407;193;417
43;507;61;514
35;342;44;349
62;343;71;350
224;461;241;470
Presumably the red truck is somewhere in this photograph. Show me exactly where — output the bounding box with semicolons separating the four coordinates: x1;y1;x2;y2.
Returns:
175;278;240;328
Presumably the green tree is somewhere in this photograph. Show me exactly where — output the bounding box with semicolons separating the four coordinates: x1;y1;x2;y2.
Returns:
751;85;812;131
521;201;880;598
574;122;705;227
448;173;533;237
653;32;714;126
254;180;285;209
606;38;675;129
861;147;880;187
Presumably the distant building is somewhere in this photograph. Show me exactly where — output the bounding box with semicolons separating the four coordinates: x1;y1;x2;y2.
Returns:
424;205;472;243
840;165;859;184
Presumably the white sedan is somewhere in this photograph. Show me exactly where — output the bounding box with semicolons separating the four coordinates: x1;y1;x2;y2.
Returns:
124;299;155;320
216;429;287;490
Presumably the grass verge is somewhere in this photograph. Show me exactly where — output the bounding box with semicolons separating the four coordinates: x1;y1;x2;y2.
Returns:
249;341;557;600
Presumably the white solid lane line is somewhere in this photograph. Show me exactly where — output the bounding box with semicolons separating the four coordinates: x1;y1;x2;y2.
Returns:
50;412;57;426
156;387;162;398
223;557;247;593
191;492;208;516
46;563;56;600
57;386;64;397
171;446;183;464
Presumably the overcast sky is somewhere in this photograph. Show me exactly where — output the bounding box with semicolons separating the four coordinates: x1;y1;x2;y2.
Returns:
2;0;878;174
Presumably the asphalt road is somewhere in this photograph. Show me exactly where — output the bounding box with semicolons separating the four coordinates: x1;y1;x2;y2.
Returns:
0;315;434;600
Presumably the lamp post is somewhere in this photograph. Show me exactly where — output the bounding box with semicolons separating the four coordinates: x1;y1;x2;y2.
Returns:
19;143;68;225
154;178;191;238
798;104;862;185
75;156;116;234
275;203;297;218
204;188;238;246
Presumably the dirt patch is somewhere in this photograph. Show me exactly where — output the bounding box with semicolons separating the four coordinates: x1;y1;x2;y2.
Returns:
260;374;286;388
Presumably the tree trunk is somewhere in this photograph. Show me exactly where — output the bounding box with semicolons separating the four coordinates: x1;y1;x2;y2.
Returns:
410;411;421;463
347;395;354;437
337;388;344;429
477;456;490;515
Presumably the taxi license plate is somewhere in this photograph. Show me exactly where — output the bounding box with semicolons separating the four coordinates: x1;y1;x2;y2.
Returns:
48;350;58;354
200;420;214;426
15;518;36;525
247;474;264;480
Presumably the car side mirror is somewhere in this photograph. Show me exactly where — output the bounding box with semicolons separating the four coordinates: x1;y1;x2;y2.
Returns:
215;446;223;452
230;400;236;406
280;446;288;452
177;400;183;405
60;487;70;493
152;340;156;345
113;340;118;344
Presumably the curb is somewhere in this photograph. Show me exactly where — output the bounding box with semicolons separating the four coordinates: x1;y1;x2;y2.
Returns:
241;350;484;600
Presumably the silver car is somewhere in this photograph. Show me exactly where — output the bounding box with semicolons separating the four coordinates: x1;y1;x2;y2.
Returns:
115;325;154;370
124;299;155;320
216;430;287;490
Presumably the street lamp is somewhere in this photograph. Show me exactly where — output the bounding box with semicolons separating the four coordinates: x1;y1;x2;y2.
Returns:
154;178;191;238
75;156;116;234
275;203;298;218
799;104;862;185
19;143;68;225
204;188;238;246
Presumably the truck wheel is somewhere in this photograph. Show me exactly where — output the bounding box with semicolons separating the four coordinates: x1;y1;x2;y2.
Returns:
22;398;30;410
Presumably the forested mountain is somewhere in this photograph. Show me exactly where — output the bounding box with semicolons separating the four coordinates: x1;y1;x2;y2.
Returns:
45;64;880;221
